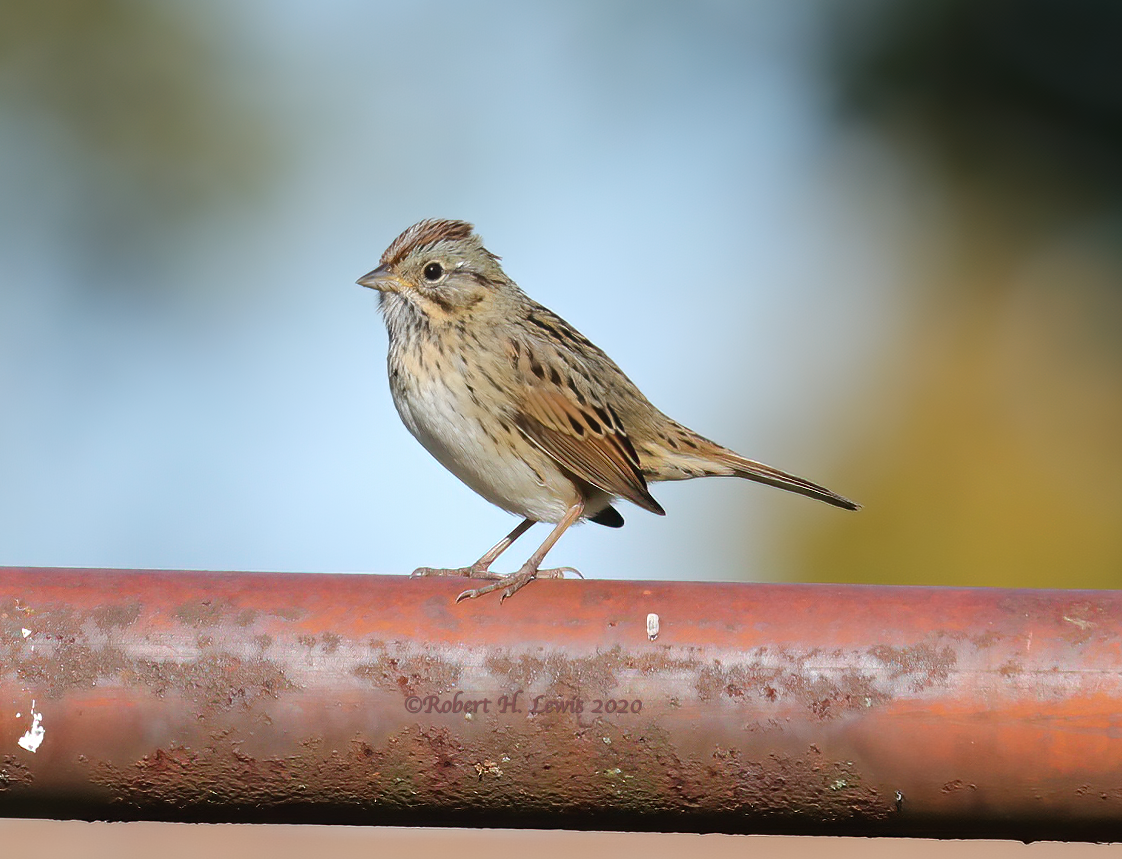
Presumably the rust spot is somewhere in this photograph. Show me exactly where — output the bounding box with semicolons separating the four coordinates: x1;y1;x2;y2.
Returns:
93;603;142;631
971;631;1001;649
104;712;892;828
868;643;956;692
941;780;978;794
1061;603;1102;646
696;652;886;719
132;653;295;712
270;607;305;622
485;647;624;698
475;759;504;779
353;647;461;697
0;756;34;792
630;650;701;677
175;600;228;628
17;643;133;697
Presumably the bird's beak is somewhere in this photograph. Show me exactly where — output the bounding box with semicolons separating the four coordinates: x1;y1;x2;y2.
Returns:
357;264;400;292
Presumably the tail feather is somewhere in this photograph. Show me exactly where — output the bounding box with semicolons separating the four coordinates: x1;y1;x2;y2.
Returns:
716;450;859;510
642;421;860;510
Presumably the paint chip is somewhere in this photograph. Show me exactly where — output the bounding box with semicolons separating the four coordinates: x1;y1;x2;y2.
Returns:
21;628;31;638
18;700;44;753
646;612;660;641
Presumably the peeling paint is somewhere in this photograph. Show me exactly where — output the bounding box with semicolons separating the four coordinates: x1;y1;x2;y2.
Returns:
17;701;44;753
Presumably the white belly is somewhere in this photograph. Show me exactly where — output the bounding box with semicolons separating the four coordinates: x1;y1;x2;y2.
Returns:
392;372;577;523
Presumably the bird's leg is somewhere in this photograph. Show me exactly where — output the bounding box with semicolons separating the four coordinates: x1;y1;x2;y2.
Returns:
412;518;536;580
456;501;585;603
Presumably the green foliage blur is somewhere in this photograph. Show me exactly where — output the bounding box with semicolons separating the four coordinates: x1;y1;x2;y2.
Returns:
780;0;1122;588
0;0;277;284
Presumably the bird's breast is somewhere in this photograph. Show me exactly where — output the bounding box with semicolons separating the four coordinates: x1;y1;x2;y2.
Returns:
386;340;579;524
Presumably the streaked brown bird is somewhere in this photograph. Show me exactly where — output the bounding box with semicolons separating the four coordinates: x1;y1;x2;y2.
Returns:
359;219;857;602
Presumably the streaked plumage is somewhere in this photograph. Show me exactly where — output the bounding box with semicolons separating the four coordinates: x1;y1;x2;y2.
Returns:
359;219;857;601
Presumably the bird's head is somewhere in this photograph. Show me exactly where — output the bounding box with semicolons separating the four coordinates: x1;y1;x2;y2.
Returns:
358;219;509;323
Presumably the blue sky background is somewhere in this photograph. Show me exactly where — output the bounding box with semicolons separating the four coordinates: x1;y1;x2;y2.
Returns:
1;1;910;582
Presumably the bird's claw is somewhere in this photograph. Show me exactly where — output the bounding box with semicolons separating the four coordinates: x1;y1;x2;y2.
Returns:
454;575;520;603
453;565;582;603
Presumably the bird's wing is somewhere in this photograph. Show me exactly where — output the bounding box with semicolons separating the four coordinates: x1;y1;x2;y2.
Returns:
516;385;665;516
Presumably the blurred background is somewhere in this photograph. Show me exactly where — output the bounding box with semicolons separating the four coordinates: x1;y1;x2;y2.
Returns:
3;0;1121;590
5;0;1121;590
3;0;1122;854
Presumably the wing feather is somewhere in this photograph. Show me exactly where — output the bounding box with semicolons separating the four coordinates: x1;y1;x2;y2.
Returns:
516;387;665;516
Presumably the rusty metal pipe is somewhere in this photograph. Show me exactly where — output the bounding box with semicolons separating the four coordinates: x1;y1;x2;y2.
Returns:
0;567;1120;840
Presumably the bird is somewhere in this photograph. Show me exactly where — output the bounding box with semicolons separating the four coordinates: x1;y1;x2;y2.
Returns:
358;219;857;602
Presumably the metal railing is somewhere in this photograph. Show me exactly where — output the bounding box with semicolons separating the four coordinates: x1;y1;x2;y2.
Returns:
1;566;1119;840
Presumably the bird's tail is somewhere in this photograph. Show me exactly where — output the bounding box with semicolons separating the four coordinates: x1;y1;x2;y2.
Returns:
712;449;859;510
648;423;859;510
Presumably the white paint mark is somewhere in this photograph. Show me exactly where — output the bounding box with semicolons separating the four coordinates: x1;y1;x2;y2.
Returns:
17;700;45;753
21;628;31;638
646;612;660;641
1064;616;1094;631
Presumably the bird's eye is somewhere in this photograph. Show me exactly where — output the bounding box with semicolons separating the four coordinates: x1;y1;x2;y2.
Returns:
422;261;444;282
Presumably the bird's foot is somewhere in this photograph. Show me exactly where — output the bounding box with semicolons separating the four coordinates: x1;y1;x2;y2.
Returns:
455;566;582;603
